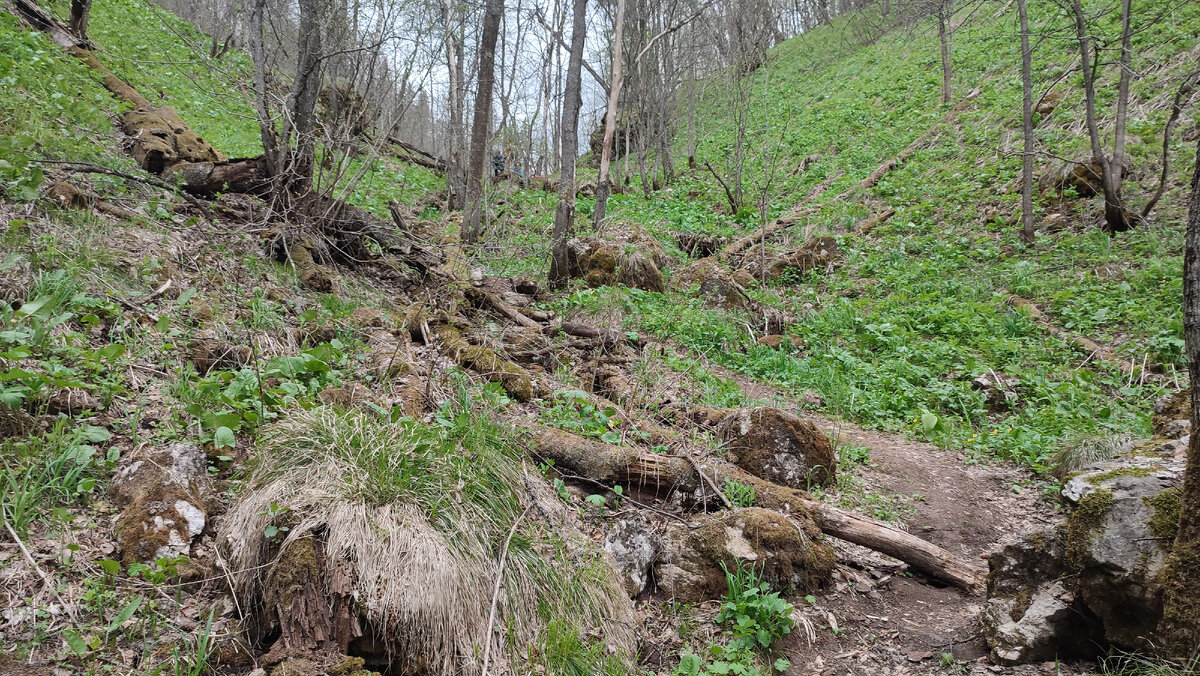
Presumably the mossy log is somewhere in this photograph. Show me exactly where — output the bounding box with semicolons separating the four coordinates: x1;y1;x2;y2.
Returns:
433;324;534;401
525;425;985;592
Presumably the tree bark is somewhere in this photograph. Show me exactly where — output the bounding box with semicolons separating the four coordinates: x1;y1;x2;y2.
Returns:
285;0;325;195
444;0;466;211
548;0;589;287
68;0;91;41
463;0;504;243
1158;135;1200;657
593;0;627;228
1018;0;1035;244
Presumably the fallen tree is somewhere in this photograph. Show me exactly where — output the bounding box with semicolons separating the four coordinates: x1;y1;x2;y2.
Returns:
525;424;986;593
12;0;442;278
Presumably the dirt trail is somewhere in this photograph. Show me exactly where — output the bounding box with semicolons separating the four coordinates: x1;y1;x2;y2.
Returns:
702;364;1084;675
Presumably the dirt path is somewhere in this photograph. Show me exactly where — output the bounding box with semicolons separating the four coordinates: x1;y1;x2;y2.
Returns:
701;363;1084;675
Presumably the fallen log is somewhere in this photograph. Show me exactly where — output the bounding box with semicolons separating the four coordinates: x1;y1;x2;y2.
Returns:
524;425;985;593
386;136;446;173
465;287;542;329
719;170;846;262
853;208;896;236
1005;293;1156;379
543;321;638;350
718;88;982;262
433;323;535;401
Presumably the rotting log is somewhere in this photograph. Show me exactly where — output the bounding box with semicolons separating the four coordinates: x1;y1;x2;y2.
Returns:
543;321;638;351
386;136;446;173
1006;293;1155;378
854;208;896;236
524;425;986;593
433;323;534;401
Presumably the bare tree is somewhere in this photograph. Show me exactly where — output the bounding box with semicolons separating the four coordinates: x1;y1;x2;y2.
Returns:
68;0;91;42
444;0;467;210
1158;134;1200;657
463;0;505;243
1068;0;1133;232
1141;62;1199;220
1017;0;1034;244
548;0;588;287
593;0;627;228
935;0;953;103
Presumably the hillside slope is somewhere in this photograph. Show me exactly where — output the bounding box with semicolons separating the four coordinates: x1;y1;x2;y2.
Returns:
1;0;1199;674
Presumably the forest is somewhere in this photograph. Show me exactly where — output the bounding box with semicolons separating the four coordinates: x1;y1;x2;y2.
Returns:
0;0;1199;673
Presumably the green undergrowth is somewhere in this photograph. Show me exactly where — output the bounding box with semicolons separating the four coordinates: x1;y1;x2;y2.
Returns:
556;282;1153;470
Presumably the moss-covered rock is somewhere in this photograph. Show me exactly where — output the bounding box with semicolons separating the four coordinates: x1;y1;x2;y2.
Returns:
710;407;836;488
656;508;834;603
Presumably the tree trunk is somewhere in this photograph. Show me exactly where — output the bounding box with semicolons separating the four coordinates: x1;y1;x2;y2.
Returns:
548;0;589;287
68;0;91;41
593;0;627;229
249;0;279;178
284;0;324;196
1112;0;1133;196
937;5;953;105
463;0;504;243
444;0;466;211
1018;0;1035;244
1158;136;1200;658
1070;0;1129;232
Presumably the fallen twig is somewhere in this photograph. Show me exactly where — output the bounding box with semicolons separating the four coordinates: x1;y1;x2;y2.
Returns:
480;505;531;676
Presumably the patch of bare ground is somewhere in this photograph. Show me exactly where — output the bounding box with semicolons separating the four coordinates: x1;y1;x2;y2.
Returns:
694;362;1089;675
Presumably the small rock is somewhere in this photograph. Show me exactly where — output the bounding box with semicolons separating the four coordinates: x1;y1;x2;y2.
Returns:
1162;418;1190;440
603;517;663;597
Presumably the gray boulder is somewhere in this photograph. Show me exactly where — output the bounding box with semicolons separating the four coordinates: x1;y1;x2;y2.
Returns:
981;445;1185;664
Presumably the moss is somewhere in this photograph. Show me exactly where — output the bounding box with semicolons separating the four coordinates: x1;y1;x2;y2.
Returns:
1157;538;1200;658
1011;587;1034;621
1084;466;1159;485
1064;489;1114;571
1144;488;1182;541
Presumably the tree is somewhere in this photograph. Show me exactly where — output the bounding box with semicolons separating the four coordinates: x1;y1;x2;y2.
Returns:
444;0;467;211
1017;0;1034;244
463;0;505;243
1068;0;1134;232
935;0;954;103
592;0;627;228
1158;135;1200;658
548;0;588;287
68;0;91;42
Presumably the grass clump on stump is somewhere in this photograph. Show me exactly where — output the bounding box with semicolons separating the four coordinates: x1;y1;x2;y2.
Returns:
219;387;634;674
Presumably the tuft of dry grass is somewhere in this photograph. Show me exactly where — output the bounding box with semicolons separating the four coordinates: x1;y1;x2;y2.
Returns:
219;393;635;674
1051;433;1135;480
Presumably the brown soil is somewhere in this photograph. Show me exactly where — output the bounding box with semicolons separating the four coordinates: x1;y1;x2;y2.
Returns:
701;363;1087;675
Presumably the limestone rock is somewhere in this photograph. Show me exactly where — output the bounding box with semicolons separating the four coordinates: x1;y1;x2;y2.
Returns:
603;517;664;597
982;450;1185;663
111;443;213;564
983;530;1101;665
